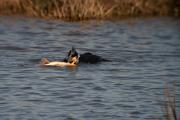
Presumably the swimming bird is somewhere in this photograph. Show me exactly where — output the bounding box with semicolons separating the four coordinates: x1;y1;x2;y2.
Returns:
41;47;108;67
63;47;108;64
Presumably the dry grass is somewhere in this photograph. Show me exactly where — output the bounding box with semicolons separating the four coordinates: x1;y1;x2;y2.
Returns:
60;0;117;20
163;82;178;120
0;0;179;20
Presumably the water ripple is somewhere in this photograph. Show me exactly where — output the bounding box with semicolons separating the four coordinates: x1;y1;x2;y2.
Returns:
0;17;180;120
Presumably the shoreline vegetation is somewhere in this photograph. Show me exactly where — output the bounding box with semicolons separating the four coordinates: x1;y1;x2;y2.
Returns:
0;0;180;21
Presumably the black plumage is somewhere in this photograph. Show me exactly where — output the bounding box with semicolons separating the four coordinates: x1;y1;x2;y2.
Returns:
79;52;108;64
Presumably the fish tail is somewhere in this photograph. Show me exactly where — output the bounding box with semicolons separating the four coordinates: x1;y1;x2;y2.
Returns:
40;58;50;65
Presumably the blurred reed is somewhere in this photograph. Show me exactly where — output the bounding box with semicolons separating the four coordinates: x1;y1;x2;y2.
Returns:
162;82;178;120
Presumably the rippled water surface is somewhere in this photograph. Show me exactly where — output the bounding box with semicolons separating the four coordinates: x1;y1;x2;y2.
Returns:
0;16;180;120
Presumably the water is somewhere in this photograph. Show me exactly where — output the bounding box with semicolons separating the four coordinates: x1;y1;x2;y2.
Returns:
0;16;180;120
